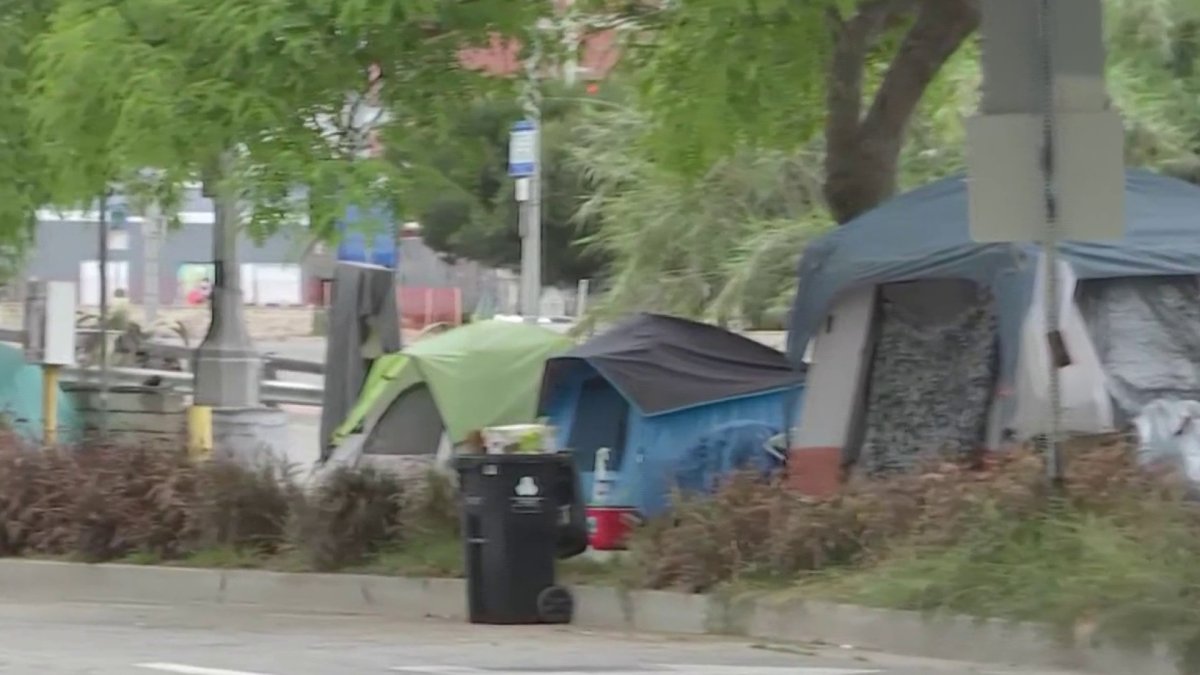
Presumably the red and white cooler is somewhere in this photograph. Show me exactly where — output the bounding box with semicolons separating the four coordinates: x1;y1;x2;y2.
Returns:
586;505;638;551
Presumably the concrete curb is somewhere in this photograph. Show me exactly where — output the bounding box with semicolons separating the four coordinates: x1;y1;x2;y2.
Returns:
0;559;1179;675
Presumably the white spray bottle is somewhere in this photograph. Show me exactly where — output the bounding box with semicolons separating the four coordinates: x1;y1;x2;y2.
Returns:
592;447;614;505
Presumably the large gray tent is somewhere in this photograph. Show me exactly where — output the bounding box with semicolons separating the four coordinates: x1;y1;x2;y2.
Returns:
789;170;1200;380
788;170;1200;473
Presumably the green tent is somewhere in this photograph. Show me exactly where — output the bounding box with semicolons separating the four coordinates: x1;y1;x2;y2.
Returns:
330;320;573;457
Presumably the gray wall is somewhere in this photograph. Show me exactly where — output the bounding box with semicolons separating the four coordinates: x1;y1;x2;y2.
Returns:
24;186;313;304
23;219;312;305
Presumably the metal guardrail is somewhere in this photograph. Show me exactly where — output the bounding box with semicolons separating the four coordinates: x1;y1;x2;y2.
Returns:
135;341;325;376
60;365;324;407
0;328;326;377
1;326;324;406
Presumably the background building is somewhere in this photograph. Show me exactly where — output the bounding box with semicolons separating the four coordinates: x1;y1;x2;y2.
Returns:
23;184;311;307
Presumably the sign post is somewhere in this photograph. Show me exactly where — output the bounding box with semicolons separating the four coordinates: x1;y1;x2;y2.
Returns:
510;120;541;323
968;0;1125;484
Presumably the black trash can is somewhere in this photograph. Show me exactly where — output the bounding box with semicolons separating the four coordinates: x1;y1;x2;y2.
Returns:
456;452;586;625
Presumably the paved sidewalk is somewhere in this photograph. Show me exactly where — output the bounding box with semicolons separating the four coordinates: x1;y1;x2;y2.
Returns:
0;601;1082;675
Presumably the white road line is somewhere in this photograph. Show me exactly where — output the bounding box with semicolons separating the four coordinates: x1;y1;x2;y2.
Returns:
391;669;480;674
388;662;878;667
136;663;274;675
667;662;883;667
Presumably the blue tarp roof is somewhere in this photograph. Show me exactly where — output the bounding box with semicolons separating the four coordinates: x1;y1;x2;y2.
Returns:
787;169;1200;381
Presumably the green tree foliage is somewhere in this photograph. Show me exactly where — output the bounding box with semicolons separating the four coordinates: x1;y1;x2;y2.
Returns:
0;0;54;257
623;0;980;223
25;0;540;237
894;0;1200;184
393;84;609;286
568;105;831;328
1106;0;1200;177
569;0;1200;324
617;0;1200;223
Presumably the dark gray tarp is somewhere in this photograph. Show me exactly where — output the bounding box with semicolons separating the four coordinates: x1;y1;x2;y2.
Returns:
542;313;804;416
318;262;401;457
787;170;1200;388
362;383;445;456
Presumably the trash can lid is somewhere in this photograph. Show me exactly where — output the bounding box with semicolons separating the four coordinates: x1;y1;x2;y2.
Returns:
454;452;572;469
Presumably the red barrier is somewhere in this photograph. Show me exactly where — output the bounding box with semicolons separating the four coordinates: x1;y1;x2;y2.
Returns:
307;280;462;331
397;286;463;330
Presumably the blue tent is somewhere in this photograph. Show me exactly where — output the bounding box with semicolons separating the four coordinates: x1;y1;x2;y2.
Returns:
539;314;805;517
787;170;1200;384
0;344;81;442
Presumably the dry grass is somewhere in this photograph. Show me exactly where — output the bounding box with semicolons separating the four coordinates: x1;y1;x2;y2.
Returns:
627;440;1171;592
12;429;1200;666
629;439;1200;670
0;434;460;571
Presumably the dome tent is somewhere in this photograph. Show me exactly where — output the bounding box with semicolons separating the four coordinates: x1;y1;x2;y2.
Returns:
328;320;573;463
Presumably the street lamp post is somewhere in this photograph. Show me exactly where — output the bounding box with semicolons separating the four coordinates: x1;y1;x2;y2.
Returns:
193;159;261;408
98;191;111;437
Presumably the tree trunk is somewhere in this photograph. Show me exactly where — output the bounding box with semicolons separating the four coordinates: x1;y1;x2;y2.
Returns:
823;0;979;224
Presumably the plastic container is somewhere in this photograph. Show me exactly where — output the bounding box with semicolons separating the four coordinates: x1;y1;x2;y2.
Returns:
585;447;636;550
586;505;638;551
590;447;615;503
481;424;557;455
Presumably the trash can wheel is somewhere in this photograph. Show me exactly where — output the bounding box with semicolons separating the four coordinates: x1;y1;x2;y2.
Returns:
536;585;574;624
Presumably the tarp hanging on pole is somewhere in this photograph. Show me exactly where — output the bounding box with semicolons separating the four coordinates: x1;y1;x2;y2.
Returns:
318;262;401;458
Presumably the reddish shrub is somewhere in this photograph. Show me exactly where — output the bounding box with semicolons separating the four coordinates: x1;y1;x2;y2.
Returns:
287;466;405;571
189;460;295;553
0;434;305;561
0;441;198;561
628;440;1170;592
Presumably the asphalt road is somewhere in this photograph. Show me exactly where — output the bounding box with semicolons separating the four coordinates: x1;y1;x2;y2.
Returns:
0;601;1081;675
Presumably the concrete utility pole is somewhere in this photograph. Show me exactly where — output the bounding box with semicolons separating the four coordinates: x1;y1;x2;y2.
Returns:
193;159;261;408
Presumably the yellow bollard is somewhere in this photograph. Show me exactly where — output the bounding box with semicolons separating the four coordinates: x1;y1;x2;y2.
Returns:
41;364;60;446
187;405;213;461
